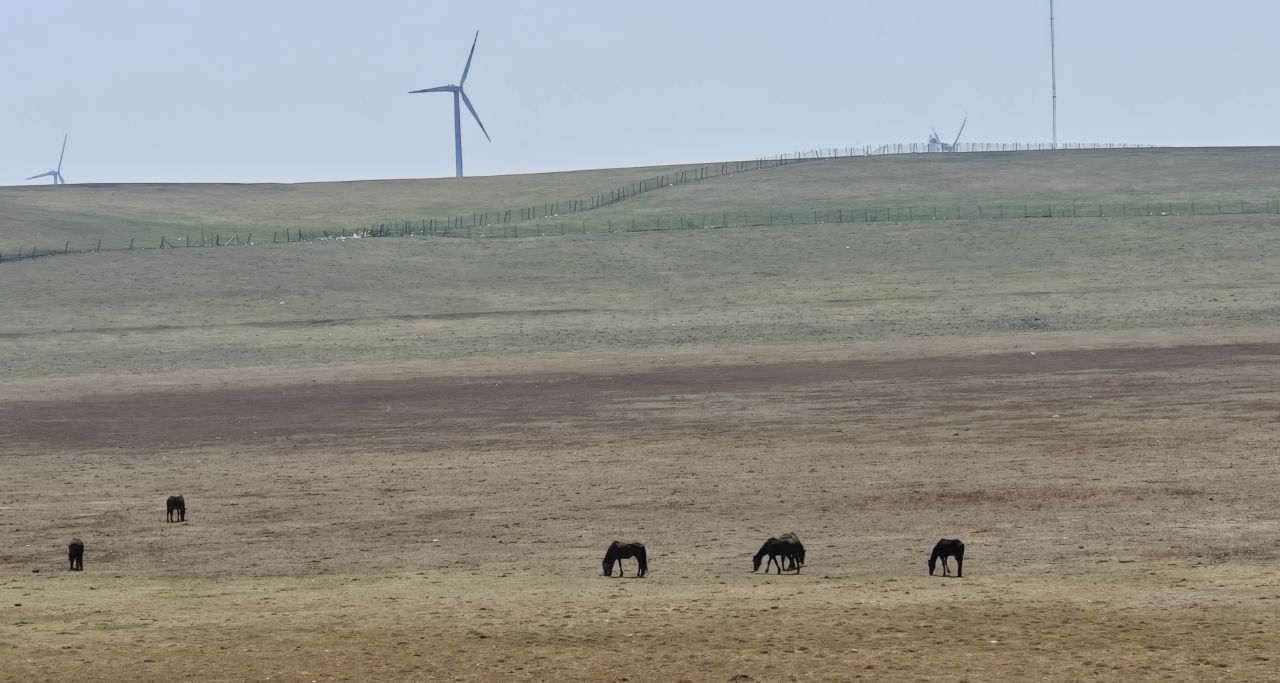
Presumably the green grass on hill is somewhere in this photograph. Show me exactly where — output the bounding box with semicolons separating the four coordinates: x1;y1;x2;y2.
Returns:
0;163;712;253
4;148;1280;253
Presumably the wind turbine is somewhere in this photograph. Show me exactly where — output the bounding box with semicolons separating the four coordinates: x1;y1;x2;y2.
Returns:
409;31;491;178
27;133;68;184
927;118;967;152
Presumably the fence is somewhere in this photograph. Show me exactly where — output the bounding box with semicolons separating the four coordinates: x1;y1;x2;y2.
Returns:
350;142;1156;231
453;198;1280;237
6;197;1275;264
0;142;1162;264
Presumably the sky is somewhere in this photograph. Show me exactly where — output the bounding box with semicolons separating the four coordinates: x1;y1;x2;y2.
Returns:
3;0;1278;184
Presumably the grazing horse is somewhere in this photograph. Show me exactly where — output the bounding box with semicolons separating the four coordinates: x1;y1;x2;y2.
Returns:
753;532;805;574
602;541;648;577
68;538;84;571
928;538;964;577
166;495;186;523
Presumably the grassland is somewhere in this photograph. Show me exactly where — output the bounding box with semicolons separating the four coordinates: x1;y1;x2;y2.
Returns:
5;147;1280;252
2;149;1280;681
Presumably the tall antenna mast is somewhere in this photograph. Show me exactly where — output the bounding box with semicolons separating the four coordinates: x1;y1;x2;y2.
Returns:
1050;0;1058;149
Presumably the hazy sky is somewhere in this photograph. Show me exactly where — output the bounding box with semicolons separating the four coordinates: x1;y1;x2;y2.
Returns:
4;1;1278;184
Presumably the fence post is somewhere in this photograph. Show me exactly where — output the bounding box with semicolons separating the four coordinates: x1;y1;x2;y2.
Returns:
130;238;135;250
96;239;101;252
64;241;69;254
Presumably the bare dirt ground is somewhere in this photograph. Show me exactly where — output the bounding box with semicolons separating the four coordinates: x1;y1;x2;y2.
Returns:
3;340;1279;681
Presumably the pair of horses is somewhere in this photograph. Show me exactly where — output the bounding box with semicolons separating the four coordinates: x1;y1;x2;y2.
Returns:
753;532;806;574
65;496;186;572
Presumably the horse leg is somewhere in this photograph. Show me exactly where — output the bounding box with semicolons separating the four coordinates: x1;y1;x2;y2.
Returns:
942;557;950;576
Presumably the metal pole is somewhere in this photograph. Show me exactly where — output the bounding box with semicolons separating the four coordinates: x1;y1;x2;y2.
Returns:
1050;0;1058;149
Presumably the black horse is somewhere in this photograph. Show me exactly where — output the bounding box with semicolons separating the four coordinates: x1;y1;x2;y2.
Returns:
68;538;84;571
928;538;964;577
753;532;805;574
166;495;186;523
602;541;648;577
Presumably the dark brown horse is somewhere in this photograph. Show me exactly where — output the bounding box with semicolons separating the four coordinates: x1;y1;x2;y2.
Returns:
68;538;84;571
753;532;805;574
166;495;186;523
602;541;647;577
928;538;964;577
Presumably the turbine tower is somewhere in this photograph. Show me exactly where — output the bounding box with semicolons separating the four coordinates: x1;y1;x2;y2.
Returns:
27;133;68;185
409;31;491;178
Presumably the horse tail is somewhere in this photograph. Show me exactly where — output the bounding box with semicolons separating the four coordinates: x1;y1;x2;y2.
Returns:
636;546;648;576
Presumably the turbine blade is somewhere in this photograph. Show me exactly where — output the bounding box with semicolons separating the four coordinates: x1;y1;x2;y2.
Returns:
460;31;478;86
58;133;67;172
461;91;490;142
952;117;967;147
931;127;941;142
26;172;53;180
409;85;456;94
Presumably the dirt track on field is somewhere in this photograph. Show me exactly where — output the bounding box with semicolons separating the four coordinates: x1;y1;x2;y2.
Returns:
3;341;1280;681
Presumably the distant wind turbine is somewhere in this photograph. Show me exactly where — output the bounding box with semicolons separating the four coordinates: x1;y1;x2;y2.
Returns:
409;30;491;178
27;133;68;185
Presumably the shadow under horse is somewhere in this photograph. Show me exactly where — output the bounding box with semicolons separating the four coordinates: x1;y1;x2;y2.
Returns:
753;532;805;574
166;495;186;523
602;541;648;577
928;538;964;577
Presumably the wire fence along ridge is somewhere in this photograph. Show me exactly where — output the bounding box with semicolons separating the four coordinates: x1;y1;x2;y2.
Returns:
340;142;1156;232
5;197;1275;263
6;143;1154;264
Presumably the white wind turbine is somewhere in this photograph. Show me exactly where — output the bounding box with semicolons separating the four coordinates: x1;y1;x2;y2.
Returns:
27;133;68;184
409;31;491;178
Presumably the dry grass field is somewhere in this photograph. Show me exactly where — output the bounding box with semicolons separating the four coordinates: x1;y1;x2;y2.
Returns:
3;149;1280;681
